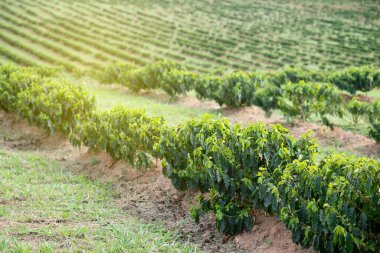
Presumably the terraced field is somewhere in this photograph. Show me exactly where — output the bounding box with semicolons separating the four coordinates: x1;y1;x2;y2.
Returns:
0;0;379;73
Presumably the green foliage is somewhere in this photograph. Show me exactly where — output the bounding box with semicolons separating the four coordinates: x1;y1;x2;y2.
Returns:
70;106;166;169
160;69;197;97
2;66;380;252
158;115;380;251
343;98;380;142
194;72;263;107
1;0;379;75
215;72;260;107
278;81;343;121
194;75;222;101
366;100;380;124
346;98;369;126
366;101;380;142
265;67;327;87
125;60;185;93
252;84;281;117
17;80;96;134
271;154;380;252
0;65;42;112
369;120;380;142
156;115;233;191
95;63;380;121
157;115;317;235
94;62;136;84
329;66;380;94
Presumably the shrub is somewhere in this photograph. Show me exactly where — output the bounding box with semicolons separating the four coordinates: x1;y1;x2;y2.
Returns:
194;72;263;107
369;120;380;142
0;65;43;112
161;69;197;97
278;81;343;121
265;67;327;87
329;66;380;94
215;72;260;107
17;80;96;134
194;75;222;101
268;154;380;252
346;98;370;126
252;84;281;117
94;62;136;84
157;115;317;235
366;101;380;142
125;60;184;93
70;106;166;169
158;115;380;251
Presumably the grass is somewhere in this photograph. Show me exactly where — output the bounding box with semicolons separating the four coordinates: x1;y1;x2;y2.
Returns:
0;148;199;252
363;88;380;100
85;83;220;125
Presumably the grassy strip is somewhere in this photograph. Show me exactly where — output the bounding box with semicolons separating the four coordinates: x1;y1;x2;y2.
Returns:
0;148;199;252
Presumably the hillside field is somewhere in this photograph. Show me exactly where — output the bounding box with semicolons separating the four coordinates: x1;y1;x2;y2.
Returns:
0;0;379;73
1;0;380;252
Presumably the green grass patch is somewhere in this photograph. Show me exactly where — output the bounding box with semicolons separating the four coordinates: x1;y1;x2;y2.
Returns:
87;83;220;125
0;148;199;252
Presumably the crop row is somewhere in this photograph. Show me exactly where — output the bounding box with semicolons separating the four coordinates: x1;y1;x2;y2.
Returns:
6;0;379;72
95;61;380;141
1;65;379;252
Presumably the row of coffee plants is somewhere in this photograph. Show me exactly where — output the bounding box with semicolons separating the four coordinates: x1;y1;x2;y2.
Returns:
93;61;194;97
0;65;95;134
0;65;169;169
94;61;380;141
266;66;380;94
1;65;379;252
69;105;166;169
93;62;379;116
156;115;380;252
95;62;380;96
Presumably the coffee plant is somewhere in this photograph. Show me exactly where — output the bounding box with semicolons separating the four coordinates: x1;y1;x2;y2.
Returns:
157;115;318;235
93;62;136;85
329;66;380;94
71;105;166;169
265;67;327;87
343;98;380;142
194;75;222;102
366;100;380;142
160;69;197;97
252;84;281;117
0;66;41;112
215;72;261;107
346;98;370;126
194;72;265;107
369;120;380;142
263;154;380;252
124;60;185;93
278;81;343;121
17;80;96;134
96;62;380;115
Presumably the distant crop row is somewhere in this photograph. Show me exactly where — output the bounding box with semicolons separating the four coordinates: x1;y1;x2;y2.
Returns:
1;0;379;72
95;62;380;142
1;65;379;252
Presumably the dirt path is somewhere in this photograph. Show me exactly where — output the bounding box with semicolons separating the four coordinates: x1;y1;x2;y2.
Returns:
0;111;312;252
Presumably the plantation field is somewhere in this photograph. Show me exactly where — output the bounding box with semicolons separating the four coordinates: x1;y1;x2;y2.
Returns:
1;0;380;252
0;0;379;73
